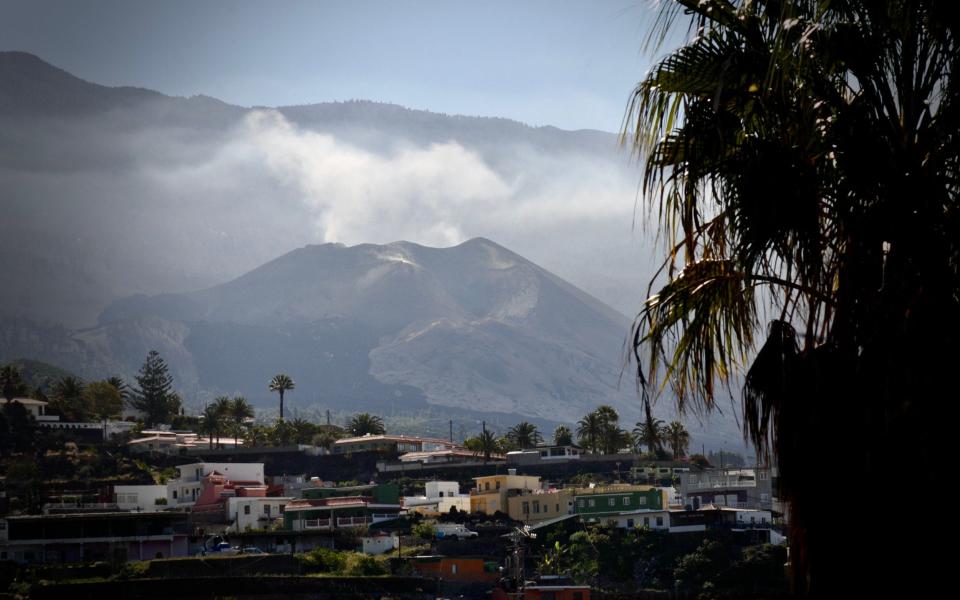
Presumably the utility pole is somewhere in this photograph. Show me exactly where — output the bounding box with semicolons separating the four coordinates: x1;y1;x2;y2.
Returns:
326;409;330;426
449;420;453;443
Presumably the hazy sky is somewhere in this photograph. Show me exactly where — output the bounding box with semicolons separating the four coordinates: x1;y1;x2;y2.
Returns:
0;0;666;131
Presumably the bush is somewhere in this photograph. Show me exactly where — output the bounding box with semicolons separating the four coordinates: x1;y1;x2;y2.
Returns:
411;521;435;540
301;547;348;573
346;553;387;576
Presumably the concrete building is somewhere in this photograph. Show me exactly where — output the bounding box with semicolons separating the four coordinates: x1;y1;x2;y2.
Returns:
0;512;189;564
403;481;471;515
113;485;169;512
283;483;402;532
332;434;460;455
470;472;542;515
506;487;576;524
573;484;669;523
227;496;291;532
677;467;775;511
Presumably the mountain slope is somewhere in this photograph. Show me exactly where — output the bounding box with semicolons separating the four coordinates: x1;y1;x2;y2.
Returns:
88;238;635;422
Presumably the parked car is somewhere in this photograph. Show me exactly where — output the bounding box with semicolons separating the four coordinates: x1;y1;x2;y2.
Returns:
240;546;267;554
435;523;479;540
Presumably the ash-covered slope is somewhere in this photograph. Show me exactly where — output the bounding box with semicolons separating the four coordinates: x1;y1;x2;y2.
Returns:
95;238;636;422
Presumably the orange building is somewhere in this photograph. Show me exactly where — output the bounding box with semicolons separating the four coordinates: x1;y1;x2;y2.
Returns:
409;555;500;583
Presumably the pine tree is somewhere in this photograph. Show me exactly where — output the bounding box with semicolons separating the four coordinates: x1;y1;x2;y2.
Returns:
130;350;178;426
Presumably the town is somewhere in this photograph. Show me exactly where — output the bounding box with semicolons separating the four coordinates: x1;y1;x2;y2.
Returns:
1;356;789;599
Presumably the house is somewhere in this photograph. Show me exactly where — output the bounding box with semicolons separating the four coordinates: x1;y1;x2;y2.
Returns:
332;434;460;455
573;484;669;523
190;470;269;520
677;467;775;510
403;481;471;515
470;471;542;515
166;462;264;508
0;511;190;564
283;483;402;531
506;487;576;524
398;449;488;464
113;484;169;512
126;430;243;455
505;444;584;465
3;398;55;421
227;496;291;532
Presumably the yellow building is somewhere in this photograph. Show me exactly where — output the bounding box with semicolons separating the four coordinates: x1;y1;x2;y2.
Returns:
506;488;576;523
470;472;541;515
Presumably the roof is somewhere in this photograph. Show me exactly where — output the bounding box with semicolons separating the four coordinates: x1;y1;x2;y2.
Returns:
5;397;47;406
398;449;480;461
334;433;460;446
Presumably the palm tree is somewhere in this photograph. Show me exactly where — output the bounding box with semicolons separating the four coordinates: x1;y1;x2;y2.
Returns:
212;396;232;448
466;429;501;463
346;413;385;437
553;425;573;446
201;403;222;450
626;1;959;594
506;421;542;449
576;411;603;454
633;418;666;456
664;421;690;458
228;396;254;447
268;374;295;421
51;376;86;421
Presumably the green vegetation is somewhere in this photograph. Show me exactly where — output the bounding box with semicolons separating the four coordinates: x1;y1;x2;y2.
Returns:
505;421;542;449
129;350;180;426
627;0;957;593
346;412;386;437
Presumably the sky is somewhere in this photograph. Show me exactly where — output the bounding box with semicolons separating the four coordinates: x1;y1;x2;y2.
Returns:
0;0;665;132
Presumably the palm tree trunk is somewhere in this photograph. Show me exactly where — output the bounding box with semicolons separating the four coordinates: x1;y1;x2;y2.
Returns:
279;391;284;420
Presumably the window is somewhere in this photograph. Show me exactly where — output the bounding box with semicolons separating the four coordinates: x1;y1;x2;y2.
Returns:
588;499;595;507
485;482;490;491
244;505;251;515
451;564;458;574
556;504;560;513
644;517;650;526
522;502;530;514
622;497;630;506
759;471;768;480
656;516;664;526
578;499;585;508
439;491;444;498
279;505;285;514
608;498;615;507
533;501;540;514
172;491;178;499
638;496;647;506
627;519;635;528
264;504;271;516
496;481;501;490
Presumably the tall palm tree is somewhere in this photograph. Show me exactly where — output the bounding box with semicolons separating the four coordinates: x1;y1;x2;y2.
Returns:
346;413;385;437
468;429;501;463
201;403;222;450
228;396;254;447
626;1;959;594
553;425;573;446
664;421;690;458
51;376;86;421
212;396;232;448
576;411;603;454
268;374;295;421
506;421;542;449
633;418;666;456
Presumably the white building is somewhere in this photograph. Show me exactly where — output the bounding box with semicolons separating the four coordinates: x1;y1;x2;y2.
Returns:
403;481;470;515
227;496;291;532
114;485;169;512
167;462;264;507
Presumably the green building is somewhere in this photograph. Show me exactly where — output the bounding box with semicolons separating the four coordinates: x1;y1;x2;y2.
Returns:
573;485;667;522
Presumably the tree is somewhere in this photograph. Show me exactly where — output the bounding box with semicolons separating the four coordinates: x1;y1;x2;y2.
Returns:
594;405;630;454
1;364;28;403
51;376;87;421
346;412;385;437
626;1;958;594
465;428;502;463
129;351;179;426
633;418;666;456
201;403;223;450
268;374;295;421
228;396;254;447
506;421;542;449
664;421;691;458
211;396;233;448
553;425;574;446
576;411;602;453
83;381;123;440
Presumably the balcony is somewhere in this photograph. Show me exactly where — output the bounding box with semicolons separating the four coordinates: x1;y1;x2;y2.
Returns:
336;516;372;527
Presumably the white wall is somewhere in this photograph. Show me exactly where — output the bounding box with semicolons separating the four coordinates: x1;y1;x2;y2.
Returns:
114;485;169;512
362;536;399;555
425;481;460;500
227;497;290;532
